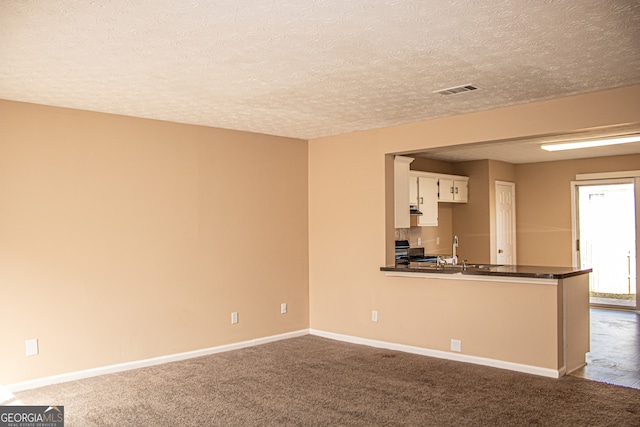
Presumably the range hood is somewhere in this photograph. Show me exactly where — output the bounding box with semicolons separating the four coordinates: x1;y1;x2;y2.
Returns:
409;205;423;216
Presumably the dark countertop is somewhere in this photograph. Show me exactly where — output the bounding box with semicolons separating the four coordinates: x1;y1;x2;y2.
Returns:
381;262;592;279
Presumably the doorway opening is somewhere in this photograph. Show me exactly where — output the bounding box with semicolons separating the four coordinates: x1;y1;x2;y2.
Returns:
574;180;637;309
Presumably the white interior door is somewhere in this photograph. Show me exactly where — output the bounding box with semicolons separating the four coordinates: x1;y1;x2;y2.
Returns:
495;181;516;265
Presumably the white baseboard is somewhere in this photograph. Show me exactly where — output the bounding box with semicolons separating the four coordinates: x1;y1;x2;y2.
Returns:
6;327;561;393
310;329;562;379
6;329;309;393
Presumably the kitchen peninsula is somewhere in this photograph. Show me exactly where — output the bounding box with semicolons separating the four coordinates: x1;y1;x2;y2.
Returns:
380;262;592;378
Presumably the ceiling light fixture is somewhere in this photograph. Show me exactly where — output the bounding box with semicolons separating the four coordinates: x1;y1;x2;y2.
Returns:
540;135;640;151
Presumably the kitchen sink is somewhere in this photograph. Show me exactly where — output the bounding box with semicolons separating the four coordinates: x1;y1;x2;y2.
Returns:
409;263;503;271
450;264;502;270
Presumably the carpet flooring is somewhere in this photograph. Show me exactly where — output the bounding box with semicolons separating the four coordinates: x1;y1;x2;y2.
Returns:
7;335;640;426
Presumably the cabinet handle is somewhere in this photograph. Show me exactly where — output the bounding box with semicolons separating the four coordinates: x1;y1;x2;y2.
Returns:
450;187;454;193
455;187;458;194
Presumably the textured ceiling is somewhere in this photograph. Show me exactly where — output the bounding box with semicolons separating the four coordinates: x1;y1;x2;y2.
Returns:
1;0;639;145
414;124;640;164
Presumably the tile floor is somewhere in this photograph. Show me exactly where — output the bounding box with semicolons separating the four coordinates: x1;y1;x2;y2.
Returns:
590;296;636;308
571;308;640;389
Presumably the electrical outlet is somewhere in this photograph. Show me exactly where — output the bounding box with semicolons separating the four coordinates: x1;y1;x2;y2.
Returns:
231;312;238;324
281;303;287;314
417;237;421;246
451;339;462;352
26;338;38;357
371;310;378;322
436;237;440;245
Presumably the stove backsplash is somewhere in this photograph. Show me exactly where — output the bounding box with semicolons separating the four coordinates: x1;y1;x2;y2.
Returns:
395;226;450;255
394;228;410;241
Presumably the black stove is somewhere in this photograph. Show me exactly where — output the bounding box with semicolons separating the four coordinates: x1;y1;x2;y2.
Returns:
395;240;437;264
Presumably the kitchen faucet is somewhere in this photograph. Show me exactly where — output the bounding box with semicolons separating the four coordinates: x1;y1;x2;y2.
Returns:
452;235;459;265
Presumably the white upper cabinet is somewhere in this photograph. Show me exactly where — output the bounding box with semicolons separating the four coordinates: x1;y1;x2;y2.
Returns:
416;175;439;226
397;160;468;229
438;176;469;203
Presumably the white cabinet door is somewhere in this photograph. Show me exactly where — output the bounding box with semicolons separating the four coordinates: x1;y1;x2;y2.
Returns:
409;175;419;207
454;179;468;202
438;178;468;203
417;176;438;226
438;178;454;202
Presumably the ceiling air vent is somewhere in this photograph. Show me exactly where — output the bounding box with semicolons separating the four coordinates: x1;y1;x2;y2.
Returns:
433;84;479;96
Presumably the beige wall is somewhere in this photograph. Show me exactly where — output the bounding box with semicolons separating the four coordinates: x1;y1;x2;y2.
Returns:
407;204;453;255
405;158;517;262
399;152;639;268
407;158;454;254
0;100;309;384
516;154;640;266
369;275;561;369
445;159;516;264
410;157;453;175
309;86;640;365
4;84;640;385
451;160;491;263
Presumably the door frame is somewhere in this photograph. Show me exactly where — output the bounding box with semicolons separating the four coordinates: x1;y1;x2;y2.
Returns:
493;180;516;265
571;176;639;310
